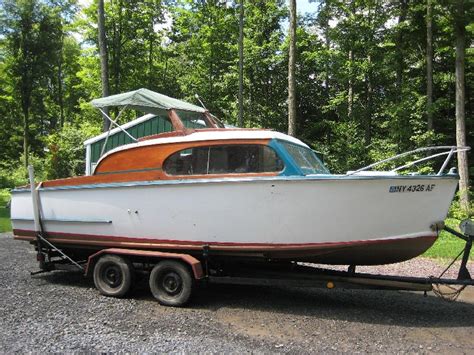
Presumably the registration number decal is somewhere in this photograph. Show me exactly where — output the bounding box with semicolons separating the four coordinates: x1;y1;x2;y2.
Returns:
389;184;435;193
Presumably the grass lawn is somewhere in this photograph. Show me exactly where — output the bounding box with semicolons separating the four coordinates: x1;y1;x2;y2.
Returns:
422;217;471;260
0;189;11;233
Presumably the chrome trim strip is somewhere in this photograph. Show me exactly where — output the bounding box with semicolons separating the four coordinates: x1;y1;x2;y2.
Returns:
11;218;112;224
10;173;458;193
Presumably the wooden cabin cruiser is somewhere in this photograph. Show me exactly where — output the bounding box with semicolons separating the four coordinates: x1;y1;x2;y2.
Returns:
10;89;469;266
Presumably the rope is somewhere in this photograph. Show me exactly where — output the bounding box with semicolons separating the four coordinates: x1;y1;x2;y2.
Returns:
432;283;466;302
431;247;468;301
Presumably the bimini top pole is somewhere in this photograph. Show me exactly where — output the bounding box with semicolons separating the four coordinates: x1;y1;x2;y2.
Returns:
98;105;137;160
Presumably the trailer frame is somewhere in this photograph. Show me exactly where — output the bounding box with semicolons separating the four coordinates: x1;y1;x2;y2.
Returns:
26;217;473;306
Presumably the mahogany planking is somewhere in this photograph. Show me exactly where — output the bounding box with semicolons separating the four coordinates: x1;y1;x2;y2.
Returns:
42;138;273;188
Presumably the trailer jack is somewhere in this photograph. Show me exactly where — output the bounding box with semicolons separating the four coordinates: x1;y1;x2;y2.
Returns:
441;218;473;281
429;219;473;301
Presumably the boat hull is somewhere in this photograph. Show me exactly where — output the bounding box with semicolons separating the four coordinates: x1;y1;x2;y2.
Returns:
11;175;458;265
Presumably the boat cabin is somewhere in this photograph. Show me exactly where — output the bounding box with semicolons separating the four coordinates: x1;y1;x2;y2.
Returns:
83;89;224;175
43;89;329;188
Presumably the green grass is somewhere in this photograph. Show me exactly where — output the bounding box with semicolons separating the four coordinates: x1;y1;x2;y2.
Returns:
0;189;12;233
422;217;471;260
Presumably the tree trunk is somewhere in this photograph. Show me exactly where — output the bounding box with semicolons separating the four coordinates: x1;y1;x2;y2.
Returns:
148;13;154;89
348;49;353;119
238;0;244;127
396;0;408;92
426;0;433;131
287;0;297;136
324;10;330;97
98;0;110;131
365;53;372;145
22;105;29;169
58;53;65;128
20;25;32;168
113;0;123;93
454;0;470;214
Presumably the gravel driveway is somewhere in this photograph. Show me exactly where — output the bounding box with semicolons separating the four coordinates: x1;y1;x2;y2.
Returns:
1;232;473;353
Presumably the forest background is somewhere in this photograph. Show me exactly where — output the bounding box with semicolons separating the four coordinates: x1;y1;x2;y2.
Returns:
0;0;472;225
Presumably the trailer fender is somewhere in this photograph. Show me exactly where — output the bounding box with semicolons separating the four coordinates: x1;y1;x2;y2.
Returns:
85;248;204;279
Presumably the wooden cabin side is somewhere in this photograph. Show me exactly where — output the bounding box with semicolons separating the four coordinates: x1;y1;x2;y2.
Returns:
42;137;282;188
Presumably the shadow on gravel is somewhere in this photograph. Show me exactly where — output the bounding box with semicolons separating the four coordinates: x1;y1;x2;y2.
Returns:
192;283;474;328
33;271;93;289
33;270;474;328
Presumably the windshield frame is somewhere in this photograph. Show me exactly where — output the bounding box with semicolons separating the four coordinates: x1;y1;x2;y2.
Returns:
278;140;330;175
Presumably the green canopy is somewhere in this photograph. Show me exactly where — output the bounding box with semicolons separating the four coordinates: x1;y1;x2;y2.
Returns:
90;88;206;114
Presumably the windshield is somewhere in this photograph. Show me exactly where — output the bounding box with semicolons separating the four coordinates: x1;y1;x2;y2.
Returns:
175;110;225;129
176;110;212;129
280;141;329;175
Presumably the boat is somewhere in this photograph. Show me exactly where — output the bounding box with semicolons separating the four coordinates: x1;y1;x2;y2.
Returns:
10;89;470;266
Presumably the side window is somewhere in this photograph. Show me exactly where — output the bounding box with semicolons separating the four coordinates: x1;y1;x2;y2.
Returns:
163;145;284;175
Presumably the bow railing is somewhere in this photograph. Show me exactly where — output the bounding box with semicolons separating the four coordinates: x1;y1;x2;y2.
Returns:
346;146;471;176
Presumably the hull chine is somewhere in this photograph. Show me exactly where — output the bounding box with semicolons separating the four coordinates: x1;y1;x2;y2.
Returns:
13;229;437;266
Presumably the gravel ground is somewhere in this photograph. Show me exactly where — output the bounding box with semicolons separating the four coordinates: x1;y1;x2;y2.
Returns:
1;232;474;353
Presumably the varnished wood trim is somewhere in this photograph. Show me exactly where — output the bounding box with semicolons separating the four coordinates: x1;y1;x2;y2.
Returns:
96;139;270;173
42;170;162;188
42;139;272;187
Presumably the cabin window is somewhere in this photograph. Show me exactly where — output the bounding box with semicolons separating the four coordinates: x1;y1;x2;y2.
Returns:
163;145;284;175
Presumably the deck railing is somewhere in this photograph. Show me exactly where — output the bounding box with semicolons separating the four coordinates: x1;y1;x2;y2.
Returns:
346;146;471;176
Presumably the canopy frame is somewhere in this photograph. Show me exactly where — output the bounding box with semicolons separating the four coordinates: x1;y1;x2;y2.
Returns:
98;105;138;160
91;89;225;170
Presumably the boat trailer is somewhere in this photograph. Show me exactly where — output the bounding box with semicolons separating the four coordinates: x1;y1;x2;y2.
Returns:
25;165;473;306
30;218;474;306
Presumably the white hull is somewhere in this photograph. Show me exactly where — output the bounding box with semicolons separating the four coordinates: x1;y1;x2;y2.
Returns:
11;175;458;265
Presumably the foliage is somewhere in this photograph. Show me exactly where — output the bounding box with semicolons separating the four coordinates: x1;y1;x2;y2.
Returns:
0;189;12;233
0;0;471;215
44;122;100;179
0;154;47;189
0;0;472;176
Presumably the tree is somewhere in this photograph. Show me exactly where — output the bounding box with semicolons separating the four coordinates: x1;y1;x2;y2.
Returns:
454;0;470;213
97;0;110;131
238;0;244;127
426;0;433;131
287;0;296;136
0;0;471;200
1;0;65;168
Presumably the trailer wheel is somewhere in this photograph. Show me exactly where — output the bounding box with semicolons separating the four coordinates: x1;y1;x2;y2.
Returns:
93;254;133;297
149;260;193;307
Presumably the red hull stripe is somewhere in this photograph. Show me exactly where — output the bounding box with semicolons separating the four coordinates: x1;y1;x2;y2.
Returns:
13;228;436;251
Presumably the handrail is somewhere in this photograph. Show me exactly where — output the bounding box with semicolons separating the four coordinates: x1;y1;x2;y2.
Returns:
346;146;470;176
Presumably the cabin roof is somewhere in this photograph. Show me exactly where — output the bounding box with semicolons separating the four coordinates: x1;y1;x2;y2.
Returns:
96;129;309;165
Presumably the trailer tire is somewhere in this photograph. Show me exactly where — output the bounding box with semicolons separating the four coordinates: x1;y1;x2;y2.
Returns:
149;260;193;307
93;254;133;297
